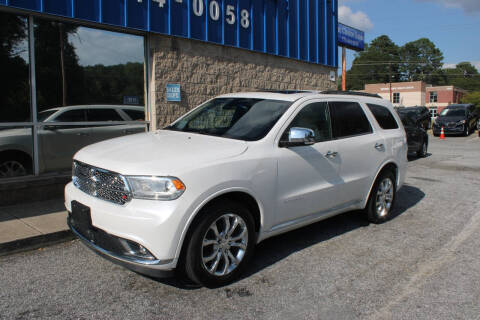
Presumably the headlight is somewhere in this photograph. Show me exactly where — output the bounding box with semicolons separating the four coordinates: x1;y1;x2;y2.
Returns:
126;176;186;200
458;120;466;125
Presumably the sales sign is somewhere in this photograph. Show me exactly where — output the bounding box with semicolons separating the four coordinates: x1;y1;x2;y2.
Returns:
166;84;181;102
338;23;364;51
0;0;339;68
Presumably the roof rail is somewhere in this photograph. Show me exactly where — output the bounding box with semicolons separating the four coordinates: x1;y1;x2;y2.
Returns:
321;90;382;99
258;89;319;94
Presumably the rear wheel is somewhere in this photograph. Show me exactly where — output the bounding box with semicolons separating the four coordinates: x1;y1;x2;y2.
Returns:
182;201;256;287
365;171;397;224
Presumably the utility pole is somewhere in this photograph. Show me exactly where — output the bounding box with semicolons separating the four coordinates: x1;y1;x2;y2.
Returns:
389;62;392;103
342;47;347;91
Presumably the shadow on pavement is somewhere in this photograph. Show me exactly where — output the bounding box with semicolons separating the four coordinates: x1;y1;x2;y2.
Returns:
152;184;425;289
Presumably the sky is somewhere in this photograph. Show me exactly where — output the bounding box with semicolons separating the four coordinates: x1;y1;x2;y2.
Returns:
69;28;145;66
338;0;480;71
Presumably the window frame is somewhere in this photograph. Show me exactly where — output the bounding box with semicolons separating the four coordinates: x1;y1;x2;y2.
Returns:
366;103;400;130
328;100;374;140
393;92;400;104
279;101;333;144
429;91;438;103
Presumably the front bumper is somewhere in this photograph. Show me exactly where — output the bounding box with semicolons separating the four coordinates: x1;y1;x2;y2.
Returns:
64;182;192;273
433;124;465;135
68;217;174;278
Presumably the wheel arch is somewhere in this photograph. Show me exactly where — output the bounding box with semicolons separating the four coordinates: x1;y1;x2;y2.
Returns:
363;162;399;209
175;189;264;262
0;149;33;168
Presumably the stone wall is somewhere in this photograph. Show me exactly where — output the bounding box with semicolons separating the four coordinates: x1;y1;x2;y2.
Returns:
148;35;337;130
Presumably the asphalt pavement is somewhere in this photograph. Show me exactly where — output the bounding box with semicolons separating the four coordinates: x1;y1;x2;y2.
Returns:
1;134;479;320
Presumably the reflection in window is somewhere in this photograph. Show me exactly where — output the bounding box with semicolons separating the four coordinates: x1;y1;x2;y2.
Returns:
33;19;146;174
0;126;33;178
34;19;145;113
0;13;30;122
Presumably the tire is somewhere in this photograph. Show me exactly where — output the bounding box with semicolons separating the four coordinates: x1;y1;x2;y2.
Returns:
417;141;427;158
0;154;32;178
464;126;470;136
365;170;397;224
182;200;256;288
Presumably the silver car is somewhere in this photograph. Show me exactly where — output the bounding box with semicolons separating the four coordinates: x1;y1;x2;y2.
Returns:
0;105;145;178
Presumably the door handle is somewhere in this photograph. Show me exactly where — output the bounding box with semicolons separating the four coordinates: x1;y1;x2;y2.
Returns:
123;129;136;134
76;132;89;136
325;151;338;159
375;143;384;151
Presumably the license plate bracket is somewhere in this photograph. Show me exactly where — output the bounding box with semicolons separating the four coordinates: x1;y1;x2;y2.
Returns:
70;201;92;234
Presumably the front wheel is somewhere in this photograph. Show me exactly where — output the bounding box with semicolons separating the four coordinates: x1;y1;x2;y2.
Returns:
365;171;397;224
464;126;470;136
182;201;256;287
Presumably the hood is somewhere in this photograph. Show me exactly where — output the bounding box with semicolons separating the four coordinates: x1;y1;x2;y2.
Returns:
0;128;30;138
74;130;248;176
436;116;465;123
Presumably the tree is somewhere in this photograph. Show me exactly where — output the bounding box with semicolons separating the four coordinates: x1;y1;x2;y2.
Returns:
461;91;480;114
399;38;444;85
345;35;401;90
443;62;480;91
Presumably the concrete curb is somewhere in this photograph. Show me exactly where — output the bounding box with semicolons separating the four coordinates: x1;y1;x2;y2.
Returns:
0;230;75;257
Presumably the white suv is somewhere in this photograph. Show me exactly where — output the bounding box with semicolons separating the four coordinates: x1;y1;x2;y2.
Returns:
65;91;407;287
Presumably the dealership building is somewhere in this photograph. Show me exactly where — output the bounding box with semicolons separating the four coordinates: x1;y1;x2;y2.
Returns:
364;81;466;117
0;0;342;202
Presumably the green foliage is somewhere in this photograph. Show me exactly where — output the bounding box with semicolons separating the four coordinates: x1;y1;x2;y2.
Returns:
399;38;444;84
442;62;480;91
346;35;401;90
461;91;480;110
345;35;452;90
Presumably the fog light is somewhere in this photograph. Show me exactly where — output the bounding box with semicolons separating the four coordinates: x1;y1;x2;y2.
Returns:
118;238;156;260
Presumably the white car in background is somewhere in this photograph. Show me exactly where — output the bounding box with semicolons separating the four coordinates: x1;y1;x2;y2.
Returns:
65;91;408;287
0;105;145;178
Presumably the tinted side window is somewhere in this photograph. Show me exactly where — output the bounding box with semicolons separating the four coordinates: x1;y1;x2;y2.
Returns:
367;104;399;130
86;109;123;121
329;102;372;138
282;102;332;143
54;110;86;122
123;109;145;121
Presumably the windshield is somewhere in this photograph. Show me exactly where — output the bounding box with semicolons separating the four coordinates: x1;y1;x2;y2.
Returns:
165;98;292;141
440;108;465;117
38;110;57;122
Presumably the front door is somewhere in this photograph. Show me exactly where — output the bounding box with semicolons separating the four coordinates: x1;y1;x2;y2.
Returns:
275;101;343;227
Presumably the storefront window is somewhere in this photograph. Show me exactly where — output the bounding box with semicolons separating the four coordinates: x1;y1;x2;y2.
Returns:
0;13;30;122
34;19;146;174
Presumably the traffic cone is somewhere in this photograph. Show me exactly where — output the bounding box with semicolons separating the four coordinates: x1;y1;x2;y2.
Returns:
440;126;445;140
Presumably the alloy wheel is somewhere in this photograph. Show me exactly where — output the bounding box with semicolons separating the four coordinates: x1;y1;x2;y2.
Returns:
375;178;394;217
0;160;27;178
201;213;248;277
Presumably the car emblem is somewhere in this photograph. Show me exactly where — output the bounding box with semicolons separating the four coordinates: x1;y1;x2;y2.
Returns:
90;169;99;183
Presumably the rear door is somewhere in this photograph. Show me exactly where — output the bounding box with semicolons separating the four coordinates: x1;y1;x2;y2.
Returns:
328;100;387;205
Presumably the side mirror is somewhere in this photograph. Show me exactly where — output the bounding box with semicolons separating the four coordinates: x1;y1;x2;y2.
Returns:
280;127;315;147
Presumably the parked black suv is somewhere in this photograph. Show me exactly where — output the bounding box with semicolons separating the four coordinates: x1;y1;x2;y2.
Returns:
433;104;477;136
398;113;428;158
396;106;431;130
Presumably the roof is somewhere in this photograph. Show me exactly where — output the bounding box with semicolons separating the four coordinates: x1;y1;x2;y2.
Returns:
217;91;384;102
41;105;144;113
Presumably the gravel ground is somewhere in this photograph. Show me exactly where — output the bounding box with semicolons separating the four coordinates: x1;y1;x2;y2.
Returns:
1;134;479;320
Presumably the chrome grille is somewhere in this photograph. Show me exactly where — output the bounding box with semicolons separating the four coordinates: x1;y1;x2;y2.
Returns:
72;161;131;205
447;122;457;128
